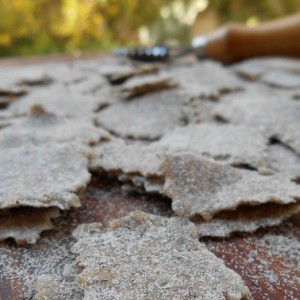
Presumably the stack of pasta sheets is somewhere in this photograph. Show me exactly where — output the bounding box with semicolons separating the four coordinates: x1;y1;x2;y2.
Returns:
1;55;299;299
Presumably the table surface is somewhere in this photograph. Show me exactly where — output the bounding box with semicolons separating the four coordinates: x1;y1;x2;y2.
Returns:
0;54;299;300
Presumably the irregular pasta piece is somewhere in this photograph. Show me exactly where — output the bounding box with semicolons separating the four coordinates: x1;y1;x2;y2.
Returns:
0;207;60;244
233;57;300;87
158;123;267;168
30;274;83;300
170;60;243;99
161;154;300;220
214;94;300;154
102;64;159;84
121;73;177;99
0;66;51;96
196;202;300;237
0;143;90;210
0;104;110;146
183;98;218;123
8;83;119;117
264;143;300;180
90;139;164;193
70;212;251;300
96;91;186;140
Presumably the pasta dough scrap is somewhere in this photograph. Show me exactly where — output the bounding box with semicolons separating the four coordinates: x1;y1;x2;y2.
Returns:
121;73;177;99
90;139;164;193
157;123;267;168
183;98;218;123
196;202;300;238
70;212;251;300
233;57;300;86
261;70;300;89
0;66;51;96
29;212;252;299
0;95;17;109
161;154;300;220
214;94;300;154
264;143;300;180
8;83;119;117
95;91;186;140
0;104;110;146
0;207;60;245
102;64;159;84
170;60;243;99
30;274;83;300
90;139;162;177
0;143;90;210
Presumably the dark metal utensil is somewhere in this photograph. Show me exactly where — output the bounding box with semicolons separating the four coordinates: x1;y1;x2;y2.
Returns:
114;45;170;62
114;37;207;62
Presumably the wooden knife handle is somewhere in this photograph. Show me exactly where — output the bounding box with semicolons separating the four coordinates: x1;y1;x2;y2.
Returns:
204;14;300;64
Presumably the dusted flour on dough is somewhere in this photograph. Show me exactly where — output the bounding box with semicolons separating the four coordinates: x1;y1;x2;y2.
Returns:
90;139;162;177
90;139;164;193
30;274;83;300
0;104;110;146
96;91;186;140
0;66;51;96
197;202;300;237
102;64;159;84
121;73;177;99
158;123;267;168
0;207;60;244
8;83;119;117
170;60;243;99
68;212;251;300
214;94;300;154
233;57;300;87
0;95;17;109
261;70;300;89
183;98;218;123
161;154;300;220
0;118;11;129
0;143;90;209
264;143;300;180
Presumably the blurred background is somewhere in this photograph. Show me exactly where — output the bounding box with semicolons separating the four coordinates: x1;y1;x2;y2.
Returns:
0;0;299;57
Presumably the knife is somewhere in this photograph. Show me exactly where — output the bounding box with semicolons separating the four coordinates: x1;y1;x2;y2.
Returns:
115;13;300;64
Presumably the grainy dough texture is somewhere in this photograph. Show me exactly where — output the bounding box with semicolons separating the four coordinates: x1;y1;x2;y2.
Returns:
196;202;300;237
90;139;164;193
121;73;177;99
0;66;51;95
233;57;300;87
95;91;186;139
0;104;110;146
90;139;162;177
0;207;60;244
30;211;251;300
161;154;300;220
264;143;300;180
8;82;118;117
31;274;83;300
157;123;267;168
102;64;159;84
183;98;218;123
261;70;300;88
170;60;243;99
214;94;300;154
0;143;90;209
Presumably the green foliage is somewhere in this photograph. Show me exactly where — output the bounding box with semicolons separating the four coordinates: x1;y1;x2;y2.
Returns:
0;0;298;57
209;0;300;22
